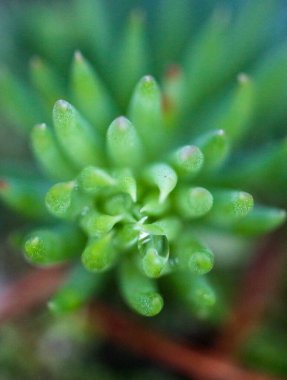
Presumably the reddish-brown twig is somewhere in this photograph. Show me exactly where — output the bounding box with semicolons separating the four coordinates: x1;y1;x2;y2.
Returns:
0;265;66;323
90;303;282;380
0;267;284;380
215;229;287;356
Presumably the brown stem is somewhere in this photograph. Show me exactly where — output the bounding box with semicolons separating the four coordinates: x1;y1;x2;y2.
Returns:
215;229;286;355
90;303;282;380
0;265;66;323
0;268;283;380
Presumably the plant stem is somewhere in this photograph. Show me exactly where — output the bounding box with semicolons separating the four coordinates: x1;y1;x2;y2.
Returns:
0;265;66;323
0;267;283;380
215;229;287;356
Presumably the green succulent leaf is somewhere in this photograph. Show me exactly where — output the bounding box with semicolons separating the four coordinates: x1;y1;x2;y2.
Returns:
0;0;286;320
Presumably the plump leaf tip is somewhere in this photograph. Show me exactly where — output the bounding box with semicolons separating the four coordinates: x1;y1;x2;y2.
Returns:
0;0;286;318
17;62;283;317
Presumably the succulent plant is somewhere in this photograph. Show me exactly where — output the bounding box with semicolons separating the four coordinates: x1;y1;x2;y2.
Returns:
0;0;286;319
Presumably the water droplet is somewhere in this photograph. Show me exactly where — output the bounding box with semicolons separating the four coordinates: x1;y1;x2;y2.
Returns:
138;234;169;278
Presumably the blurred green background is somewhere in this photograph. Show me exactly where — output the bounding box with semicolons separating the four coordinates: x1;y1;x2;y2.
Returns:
1;1;287;378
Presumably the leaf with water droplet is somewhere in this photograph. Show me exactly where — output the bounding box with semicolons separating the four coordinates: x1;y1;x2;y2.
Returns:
138;234;169;278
